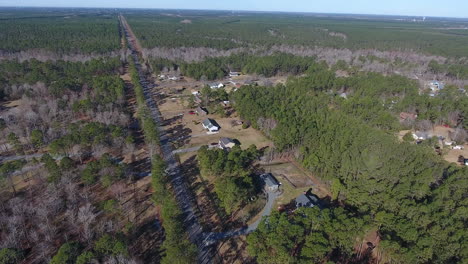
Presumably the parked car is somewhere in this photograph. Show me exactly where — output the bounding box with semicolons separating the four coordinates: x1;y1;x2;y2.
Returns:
188;111;196;115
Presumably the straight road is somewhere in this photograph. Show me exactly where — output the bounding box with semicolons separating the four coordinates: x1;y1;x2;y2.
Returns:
119;15;215;263
120;15;279;263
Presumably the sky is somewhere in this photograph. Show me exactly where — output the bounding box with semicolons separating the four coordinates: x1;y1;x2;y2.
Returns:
1;0;467;18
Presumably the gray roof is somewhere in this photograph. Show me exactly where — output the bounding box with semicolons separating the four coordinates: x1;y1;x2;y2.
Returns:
260;173;279;187
219;137;234;145
202;118;217;129
197;106;208;114
295;193;319;208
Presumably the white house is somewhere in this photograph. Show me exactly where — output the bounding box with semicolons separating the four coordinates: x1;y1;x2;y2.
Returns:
453;145;464;150
210;83;224;89
168;76;179;81
229;71;241;77
202;118;219;132
412;131;429;141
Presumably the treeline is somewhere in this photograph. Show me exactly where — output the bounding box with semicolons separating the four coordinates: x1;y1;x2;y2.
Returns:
197;145;261;214
128;57;196;262
231;69;468;263
247;207;368;263
0;57;122;100
151;52;316;80
0;15;120;54
429;59;468;80
127;12;468;57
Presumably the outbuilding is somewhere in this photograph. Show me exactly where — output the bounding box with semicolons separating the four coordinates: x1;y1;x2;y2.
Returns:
196;106;208;116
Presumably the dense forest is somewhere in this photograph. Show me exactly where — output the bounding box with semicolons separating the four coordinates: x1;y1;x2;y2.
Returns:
0;8;467;264
126;11;468;57
231;65;467;263
0;12;120;54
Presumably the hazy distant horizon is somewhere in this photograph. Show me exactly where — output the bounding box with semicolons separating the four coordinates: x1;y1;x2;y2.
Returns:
1;0;467;19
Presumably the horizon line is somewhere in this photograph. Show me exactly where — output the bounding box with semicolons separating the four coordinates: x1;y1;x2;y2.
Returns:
0;6;467;20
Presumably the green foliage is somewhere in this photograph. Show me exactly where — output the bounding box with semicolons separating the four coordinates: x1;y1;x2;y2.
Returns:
197;145;259;214
0;248;22;264
94;234;128;257
150;155;197;264
0;159;26;176
403;132;414;142
247;207;365;264
40;153;61;183
7;132;23;154
81;155;124;185
100;199;119;214
233;72;468;263
75;251;95;264
30;129;44;149
49;122;127;155
0;13;120;54
128;12;468;57
50;242;81;264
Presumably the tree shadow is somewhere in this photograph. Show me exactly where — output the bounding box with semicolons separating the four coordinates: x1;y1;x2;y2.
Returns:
181;156;226;232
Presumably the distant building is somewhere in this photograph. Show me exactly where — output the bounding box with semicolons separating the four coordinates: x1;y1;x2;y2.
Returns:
196;106;208;116
229;71;241;77
412;131;430;141
219;137;236;149
168;76;179;81
295;191;321;208
429;81;444;92
210;83;224;89
202;118;219;132
399;112;417;122
260;173;280;192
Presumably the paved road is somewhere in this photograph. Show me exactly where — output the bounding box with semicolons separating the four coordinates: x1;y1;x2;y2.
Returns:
120;15;213;263
121;15;280;263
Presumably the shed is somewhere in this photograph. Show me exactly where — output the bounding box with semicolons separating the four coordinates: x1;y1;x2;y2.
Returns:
202;118;219;132
260;173;280;192
196;106;208;116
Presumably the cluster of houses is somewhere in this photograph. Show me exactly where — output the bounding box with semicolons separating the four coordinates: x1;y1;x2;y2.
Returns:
259;173;322;210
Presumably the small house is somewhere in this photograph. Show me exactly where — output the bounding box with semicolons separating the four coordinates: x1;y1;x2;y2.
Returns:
168;76;179;81
295;192;320;208
210;83;224;89
260;173;280;192
229;71;241;77
453;145;464;150
202;118;219;132
412;131;429;141
196;106;208;116
191;91;200;96
219;137;236;149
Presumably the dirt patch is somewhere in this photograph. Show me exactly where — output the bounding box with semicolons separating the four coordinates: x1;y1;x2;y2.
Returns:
443;144;468;165
216;235;255;264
